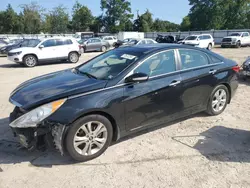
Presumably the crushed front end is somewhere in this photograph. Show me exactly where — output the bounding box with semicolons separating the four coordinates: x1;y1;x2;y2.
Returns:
9;99;67;155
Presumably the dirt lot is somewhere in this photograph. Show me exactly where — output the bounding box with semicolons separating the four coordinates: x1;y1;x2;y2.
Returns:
0;47;250;188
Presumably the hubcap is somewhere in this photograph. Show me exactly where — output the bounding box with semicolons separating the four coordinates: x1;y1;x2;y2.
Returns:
26;56;36;66
70;53;78;62
212;89;227;112
73;121;108;156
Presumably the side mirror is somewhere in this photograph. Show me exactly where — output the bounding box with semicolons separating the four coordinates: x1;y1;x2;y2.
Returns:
39;45;44;49
125;73;149;83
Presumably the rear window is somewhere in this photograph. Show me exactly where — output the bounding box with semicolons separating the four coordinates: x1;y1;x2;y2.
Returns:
209;55;222;63
64;39;73;45
186;36;197;40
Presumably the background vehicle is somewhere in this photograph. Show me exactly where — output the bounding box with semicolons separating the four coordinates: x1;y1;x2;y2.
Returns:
181;34;214;50
0;39;39;57
0;39;8;48
241;56;250;80
102;36;118;46
156;34;185;43
73;32;94;42
114;38;135;48
221;32;250;48
80;38;110;53
8;38;81;67
118;38;157;47
9;44;238;162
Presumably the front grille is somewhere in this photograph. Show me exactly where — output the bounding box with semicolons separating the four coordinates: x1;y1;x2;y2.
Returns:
222;38;232;42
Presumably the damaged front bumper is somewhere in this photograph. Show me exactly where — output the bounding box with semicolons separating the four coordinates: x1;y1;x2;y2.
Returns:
9;107;67;155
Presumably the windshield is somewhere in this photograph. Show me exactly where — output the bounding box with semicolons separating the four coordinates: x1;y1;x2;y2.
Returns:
77;49;142;80
185;36;197;40
128;39;138;44
230;33;241;36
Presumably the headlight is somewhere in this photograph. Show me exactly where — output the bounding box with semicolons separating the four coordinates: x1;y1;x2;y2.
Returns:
10;99;67;128
15;51;22;55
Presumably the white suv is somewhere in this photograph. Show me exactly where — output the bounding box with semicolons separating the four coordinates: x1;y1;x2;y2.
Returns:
8;38;81;67
182;34;214;50
102;36;118;46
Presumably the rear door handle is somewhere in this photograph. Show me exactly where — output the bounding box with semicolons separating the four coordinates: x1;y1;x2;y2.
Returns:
169;80;181;87
209;69;217;74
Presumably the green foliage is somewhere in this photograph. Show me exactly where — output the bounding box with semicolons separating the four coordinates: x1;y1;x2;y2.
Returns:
180;16;191;31
44;5;69;33
188;0;250;30
20;2;45;34
72;1;93;32
101;0;134;32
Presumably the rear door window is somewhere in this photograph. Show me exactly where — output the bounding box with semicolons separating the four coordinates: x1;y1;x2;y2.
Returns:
179;49;209;69
42;39;56;47
55;39;64;46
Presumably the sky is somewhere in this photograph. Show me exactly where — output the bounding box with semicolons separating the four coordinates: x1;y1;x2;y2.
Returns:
0;0;190;24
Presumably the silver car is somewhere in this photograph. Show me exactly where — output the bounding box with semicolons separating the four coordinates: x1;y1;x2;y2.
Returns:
81;38;111;53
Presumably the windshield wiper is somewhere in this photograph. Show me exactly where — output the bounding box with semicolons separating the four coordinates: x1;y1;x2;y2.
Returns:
74;68;97;79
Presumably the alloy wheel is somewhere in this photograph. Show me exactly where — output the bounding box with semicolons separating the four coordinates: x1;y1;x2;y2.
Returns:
212;89;227;112
73;121;108;156
70;53;78;63
25;56;36;67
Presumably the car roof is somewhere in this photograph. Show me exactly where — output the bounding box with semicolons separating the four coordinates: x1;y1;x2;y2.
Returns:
119;43;217;55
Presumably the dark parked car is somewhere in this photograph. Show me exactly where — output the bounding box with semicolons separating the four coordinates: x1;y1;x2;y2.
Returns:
80;38;110;53
0;39;40;56
114;38;135;48
9;44;239;162
241;56;250;80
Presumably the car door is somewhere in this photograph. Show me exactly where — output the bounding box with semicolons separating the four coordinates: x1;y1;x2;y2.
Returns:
123;49;184;131
177;48;221;114
198;36;206;48
54;39;67;59
86;39;101;51
38;39;57;60
242;33;250;45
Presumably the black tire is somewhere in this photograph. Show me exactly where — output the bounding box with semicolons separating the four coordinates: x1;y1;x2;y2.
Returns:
68;52;79;63
101;46;107;52
65;115;113;162
206;85;229;116
23;55;38;67
236;41;241;48
207;43;212;50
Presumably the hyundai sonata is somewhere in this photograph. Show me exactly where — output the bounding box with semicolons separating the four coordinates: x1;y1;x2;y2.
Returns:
9;44;239;161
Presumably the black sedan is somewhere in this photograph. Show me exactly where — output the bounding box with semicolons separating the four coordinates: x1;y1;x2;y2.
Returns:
9;44;239;162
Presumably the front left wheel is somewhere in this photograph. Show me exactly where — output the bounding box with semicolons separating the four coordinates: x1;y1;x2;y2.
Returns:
65;115;113;162
23;55;38;67
68;52;79;63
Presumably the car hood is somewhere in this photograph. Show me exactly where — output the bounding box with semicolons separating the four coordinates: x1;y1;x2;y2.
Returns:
183;40;199;44
10;69;107;110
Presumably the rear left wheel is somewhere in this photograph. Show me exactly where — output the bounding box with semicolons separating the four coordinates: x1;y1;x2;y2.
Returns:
101;46;107;52
207;43;212;50
68;52;79;63
206;85;229;116
65;115;113;162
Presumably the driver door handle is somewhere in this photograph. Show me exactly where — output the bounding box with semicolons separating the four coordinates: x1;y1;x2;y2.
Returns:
169;80;181;87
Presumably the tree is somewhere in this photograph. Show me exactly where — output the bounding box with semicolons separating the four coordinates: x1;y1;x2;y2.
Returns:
44;5;69;33
72;1;93;32
0;4;23;34
153;18;180;32
180;16;191;31
134;10;153;32
188;0;250;30
20;2;45;34
101;0;134;33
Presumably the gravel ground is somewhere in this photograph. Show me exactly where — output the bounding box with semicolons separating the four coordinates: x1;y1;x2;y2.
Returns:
1;48;250;188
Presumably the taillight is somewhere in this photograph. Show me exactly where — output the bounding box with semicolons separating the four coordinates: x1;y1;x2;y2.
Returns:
232;65;240;73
